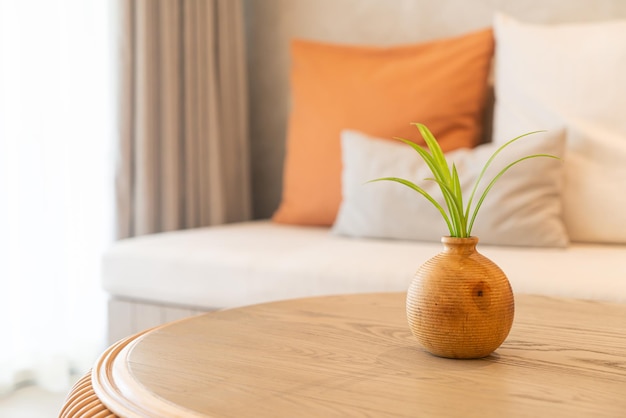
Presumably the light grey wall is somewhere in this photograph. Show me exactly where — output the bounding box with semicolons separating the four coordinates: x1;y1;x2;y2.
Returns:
242;0;626;219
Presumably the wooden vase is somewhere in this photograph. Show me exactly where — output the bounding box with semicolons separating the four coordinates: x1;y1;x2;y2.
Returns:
406;236;514;359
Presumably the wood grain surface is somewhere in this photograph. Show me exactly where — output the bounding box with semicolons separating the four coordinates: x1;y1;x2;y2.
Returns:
81;293;626;417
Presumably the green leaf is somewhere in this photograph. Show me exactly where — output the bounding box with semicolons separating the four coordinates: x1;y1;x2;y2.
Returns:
467;154;560;234
393;137;447;184
368;177;454;236
395;128;461;234
412;123;451;184
451;164;467;237
465;130;546;223
368;124;559;239
425;176;466;237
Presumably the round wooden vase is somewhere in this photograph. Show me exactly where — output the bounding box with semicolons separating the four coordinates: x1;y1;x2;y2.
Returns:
406;236;514;359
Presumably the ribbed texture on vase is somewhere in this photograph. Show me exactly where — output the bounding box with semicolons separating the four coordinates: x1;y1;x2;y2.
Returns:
406;236;515;359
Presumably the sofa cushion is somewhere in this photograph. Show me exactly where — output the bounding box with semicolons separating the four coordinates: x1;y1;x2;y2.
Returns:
272;29;495;226
493;13;626;244
102;221;626;309
333;129;568;247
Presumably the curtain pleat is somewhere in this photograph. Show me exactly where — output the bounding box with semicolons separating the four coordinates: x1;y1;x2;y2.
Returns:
218;0;251;224
117;0;251;239
116;0;136;239
133;0;159;235
159;0;183;232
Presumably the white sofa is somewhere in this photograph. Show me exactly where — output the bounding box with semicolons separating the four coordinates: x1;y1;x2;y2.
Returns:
103;220;626;343
102;2;626;344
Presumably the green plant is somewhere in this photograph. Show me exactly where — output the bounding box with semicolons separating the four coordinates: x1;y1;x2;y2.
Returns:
369;123;558;238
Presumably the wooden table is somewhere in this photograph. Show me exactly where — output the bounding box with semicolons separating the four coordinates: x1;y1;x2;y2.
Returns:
60;293;626;417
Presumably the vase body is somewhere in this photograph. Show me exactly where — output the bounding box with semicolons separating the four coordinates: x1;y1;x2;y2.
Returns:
406;236;514;359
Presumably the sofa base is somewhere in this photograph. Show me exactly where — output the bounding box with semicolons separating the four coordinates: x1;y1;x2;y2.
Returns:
107;297;210;345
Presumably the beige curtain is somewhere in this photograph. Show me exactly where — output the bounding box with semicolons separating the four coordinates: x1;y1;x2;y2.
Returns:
116;0;251;239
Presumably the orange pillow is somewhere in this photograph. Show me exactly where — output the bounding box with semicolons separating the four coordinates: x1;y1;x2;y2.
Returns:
272;29;494;226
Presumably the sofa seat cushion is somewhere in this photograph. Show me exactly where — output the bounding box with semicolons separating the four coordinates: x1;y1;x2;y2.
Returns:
102;221;626;309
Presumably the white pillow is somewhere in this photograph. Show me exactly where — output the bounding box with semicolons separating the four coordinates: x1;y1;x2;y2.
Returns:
332;129;568;247
493;13;626;244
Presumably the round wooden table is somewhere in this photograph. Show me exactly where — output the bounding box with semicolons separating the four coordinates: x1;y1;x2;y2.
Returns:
60;292;626;417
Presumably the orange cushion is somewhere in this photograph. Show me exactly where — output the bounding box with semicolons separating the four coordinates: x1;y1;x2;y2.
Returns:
272;29;494;226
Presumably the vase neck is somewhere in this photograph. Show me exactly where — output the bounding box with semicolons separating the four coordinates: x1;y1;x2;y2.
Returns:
441;236;478;255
